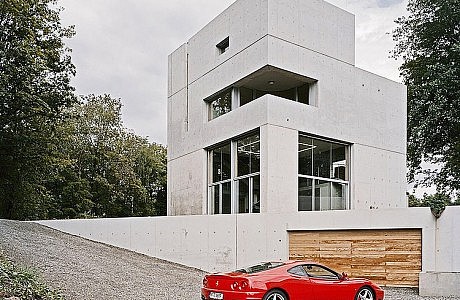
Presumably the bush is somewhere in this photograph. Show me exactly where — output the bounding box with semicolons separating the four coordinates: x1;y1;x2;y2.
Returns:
0;252;64;300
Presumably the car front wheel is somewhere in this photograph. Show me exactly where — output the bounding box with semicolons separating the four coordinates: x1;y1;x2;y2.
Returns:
355;286;374;300
263;289;288;300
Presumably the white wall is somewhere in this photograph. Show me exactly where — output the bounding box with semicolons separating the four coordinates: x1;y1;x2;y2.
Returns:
419;206;460;296
435;206;460;271
167;0;406;215
38;208;441;273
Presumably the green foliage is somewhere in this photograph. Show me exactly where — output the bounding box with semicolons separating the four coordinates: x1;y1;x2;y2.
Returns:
0;0;77;219
408;192;458;217
393;0;460;196
0;1;167;220
408;194;422;207
47;95;167;218
0;252;64;299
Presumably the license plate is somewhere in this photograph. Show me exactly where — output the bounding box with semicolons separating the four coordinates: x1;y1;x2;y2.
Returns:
209;292;223;300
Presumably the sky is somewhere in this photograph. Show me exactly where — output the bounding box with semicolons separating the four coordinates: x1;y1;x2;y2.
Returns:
58;0;408;147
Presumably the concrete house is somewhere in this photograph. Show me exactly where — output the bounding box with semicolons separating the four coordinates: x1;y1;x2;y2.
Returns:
38;0;460;297
167;0;407;216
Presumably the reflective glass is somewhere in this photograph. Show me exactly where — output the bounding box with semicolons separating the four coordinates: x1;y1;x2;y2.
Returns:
210;89;232;119
252;176;260;213
332;144;347;180
222;182;232;214
237;134;260;176
331;182;347;210
212;185;219;214
298;177;313;211
315;180;331;211
212;143;231;183
238;178;250;213
313;140;331;178
299;136;313;176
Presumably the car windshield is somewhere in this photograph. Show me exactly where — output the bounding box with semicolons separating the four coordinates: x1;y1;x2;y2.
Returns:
235;262;285;274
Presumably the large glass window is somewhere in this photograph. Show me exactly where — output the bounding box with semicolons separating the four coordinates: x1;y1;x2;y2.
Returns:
208;132;260;214
298;135;349;211
209;89;232;120
210;143;232;214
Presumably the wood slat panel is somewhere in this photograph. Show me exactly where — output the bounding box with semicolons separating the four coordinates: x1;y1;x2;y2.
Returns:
288;229;422;287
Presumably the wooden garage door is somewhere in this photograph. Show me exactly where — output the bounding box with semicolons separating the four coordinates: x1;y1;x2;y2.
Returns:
289;229;422;287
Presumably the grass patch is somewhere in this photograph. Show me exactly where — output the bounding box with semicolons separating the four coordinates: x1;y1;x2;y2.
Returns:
0;252;64;300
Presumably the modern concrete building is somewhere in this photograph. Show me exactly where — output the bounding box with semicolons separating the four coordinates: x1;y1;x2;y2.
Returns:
167;0;407;216
38;1;460;296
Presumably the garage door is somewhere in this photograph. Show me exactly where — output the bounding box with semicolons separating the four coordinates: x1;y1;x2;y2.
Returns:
289;229;422;287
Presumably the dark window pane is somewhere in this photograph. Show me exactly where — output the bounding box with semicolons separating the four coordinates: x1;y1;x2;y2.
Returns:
210;89;232;119
332;144;346;180
213;185;220;214
272;88;296;101
313;140;331;178
240;87;254;106
297;84;309;104
238;178;249;213
253;176;260;213
299;136;313;176
222;182;232;214
221;144;231;180
254;89;268;99
237;134;260;176
212;144;231;183
298;177;313;211
212;149;221;183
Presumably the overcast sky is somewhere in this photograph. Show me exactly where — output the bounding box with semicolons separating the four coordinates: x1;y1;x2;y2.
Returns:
58;0;408;146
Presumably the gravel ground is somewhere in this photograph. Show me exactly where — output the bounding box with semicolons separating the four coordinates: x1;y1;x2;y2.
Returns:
0;219;459;300
0;219;205;299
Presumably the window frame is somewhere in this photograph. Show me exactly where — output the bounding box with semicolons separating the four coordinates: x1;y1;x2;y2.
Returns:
207;131;260;215
298;134;351;211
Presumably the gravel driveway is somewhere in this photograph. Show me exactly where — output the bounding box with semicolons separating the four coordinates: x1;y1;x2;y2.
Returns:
0;219;459;300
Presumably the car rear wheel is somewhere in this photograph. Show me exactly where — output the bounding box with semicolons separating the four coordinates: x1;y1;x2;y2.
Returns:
263;289;288;300
355;286;374;300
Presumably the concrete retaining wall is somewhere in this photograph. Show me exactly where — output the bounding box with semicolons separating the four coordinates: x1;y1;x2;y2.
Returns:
38;207;460;296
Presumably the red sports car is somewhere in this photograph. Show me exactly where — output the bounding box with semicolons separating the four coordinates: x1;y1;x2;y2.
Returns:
201;261;384;300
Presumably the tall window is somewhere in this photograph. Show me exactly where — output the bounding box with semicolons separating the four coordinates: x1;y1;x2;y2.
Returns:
210;144;231;214
236;134;260;213
208;132;260;214
298;135;349;211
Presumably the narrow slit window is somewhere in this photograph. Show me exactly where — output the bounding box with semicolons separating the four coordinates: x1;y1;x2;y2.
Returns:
216;37;229;54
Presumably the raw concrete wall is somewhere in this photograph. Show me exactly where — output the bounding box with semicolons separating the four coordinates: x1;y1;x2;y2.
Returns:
420;206;460;297
38;207;460;295
38;208;438;273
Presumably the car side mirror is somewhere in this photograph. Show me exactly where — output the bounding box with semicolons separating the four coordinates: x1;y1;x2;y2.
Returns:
340;272;349;281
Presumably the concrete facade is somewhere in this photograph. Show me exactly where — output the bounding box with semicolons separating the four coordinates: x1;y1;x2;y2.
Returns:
38;206;460;296
167;0;407;216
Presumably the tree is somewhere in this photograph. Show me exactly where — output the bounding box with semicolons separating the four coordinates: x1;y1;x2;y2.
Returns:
48;94;167;218
0;0;76;219
392;0;460;197
408;192;457;218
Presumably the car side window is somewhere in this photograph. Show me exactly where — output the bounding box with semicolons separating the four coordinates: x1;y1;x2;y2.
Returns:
303;265;339;280
288;266;308;277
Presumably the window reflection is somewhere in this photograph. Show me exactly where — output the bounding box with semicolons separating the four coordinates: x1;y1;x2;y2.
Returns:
209;89;232;120
209;132;261;215
237;134;260;176
298;135;349;211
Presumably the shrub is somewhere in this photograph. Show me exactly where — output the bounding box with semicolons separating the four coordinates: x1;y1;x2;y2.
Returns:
0;252;64;300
